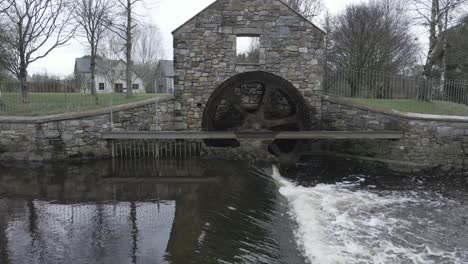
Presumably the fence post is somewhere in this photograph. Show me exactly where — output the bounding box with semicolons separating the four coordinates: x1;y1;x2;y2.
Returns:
110;92;114;131
65;83;70;112
155;96;159;131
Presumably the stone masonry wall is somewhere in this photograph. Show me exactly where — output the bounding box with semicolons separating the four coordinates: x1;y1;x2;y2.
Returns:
0;96;177;161
322;97;468;172
173;0;325;130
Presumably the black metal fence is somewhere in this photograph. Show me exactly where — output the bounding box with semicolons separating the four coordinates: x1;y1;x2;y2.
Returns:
324;68;468;116
0;80;160;116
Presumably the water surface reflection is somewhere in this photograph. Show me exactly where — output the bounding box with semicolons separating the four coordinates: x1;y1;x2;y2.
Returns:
0;159;305;264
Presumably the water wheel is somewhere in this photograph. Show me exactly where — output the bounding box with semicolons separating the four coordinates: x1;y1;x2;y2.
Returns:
202;71;313;164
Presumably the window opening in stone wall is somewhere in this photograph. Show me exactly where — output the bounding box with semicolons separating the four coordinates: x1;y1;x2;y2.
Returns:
236;36;260;64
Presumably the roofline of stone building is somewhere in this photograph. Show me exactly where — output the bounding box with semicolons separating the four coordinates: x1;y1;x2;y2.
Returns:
171;0;326;35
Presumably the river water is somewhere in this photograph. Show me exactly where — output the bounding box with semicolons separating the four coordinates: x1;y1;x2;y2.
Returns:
0;158;467;264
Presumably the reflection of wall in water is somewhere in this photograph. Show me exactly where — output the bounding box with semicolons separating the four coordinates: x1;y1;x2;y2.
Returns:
0;160;219;201
0;160;225;264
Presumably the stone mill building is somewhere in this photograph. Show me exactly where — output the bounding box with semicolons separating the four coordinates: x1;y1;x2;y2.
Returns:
172;0;325;131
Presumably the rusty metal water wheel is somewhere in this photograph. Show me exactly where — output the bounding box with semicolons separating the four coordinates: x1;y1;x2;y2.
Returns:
202;72;312;164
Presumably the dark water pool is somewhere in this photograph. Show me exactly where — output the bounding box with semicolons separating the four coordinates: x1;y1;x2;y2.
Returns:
0;158;467;264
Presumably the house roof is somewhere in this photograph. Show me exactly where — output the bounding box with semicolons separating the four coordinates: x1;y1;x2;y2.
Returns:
75;57;92;73
75;57;145;80
171;0;326;35
157;60;175;76
75;57;123;73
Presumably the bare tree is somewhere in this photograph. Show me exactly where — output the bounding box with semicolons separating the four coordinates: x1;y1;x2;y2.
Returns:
327;0;419;96
0;0;75;103
443;15;468;79
329;0;418;72
0;0;10;13
411;0;468;79
74;0;114;96
110;0;144;97
98;34;124;92
283;0;324;21
133;23;164;93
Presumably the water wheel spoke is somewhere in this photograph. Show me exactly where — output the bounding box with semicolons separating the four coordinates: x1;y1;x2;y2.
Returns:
221;89;248;117
233;103;248;117
258;85;276;115
264;114;298;128
269;142;283;157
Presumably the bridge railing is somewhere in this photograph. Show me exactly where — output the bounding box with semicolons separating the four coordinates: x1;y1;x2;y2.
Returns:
324;68;468;116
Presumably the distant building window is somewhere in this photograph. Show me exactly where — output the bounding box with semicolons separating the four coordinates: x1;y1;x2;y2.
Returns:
132;83;139;90
99;83;105;90
236;36;260;64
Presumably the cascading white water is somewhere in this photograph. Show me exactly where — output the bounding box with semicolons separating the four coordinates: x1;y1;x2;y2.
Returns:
272;166;467;264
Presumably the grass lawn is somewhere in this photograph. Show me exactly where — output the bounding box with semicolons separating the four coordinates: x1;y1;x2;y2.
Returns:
339;98;468;116
0;93;164;116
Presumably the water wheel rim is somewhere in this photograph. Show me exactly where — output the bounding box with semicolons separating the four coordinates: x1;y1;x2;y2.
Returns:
202;71;311;132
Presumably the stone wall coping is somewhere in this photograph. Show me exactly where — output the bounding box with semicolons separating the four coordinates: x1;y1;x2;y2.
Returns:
325;96;468;123
0;95;174;124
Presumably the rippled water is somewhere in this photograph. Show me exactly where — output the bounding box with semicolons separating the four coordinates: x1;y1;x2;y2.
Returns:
0;158;467;264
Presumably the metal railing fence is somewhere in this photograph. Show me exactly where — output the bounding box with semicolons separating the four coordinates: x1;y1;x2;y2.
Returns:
324;68;468;116
0;80;160;116
2;71;468;117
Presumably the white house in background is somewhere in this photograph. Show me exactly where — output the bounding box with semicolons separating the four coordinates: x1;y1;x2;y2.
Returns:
155;60;175;94
74;57;146;94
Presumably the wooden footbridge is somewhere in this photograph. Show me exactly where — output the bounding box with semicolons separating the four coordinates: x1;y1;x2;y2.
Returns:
103;131;403;140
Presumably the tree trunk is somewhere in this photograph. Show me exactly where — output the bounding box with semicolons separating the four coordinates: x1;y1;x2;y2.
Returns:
126;0;133;97
439;9;448;95
19;72;28;104
423;0;439;78
90;48;97;96
420;0;439;102
19;55;29;104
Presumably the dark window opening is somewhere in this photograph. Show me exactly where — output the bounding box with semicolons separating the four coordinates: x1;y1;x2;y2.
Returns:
99;83;105;90
132;84;139;90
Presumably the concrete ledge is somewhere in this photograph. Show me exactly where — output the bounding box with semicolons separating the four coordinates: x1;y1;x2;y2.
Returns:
390;110;468;122
0;95;174;124
325;96;468;123
317;151;430;169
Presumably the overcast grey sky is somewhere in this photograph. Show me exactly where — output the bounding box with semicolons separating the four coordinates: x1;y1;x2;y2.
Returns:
29;0;365;76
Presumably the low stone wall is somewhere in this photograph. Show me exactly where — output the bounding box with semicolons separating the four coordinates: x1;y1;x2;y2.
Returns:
0;96;177;161
322;97;468;172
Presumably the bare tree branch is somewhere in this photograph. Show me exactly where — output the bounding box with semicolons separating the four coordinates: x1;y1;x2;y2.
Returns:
283;0;324;21
132;24;164;92
410;0;468;78
0;0;76;102
74;0;115;95
326;0;419;96
109;0;145;96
